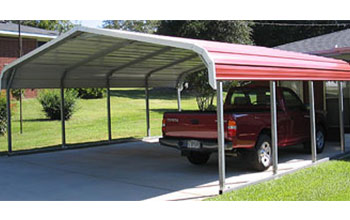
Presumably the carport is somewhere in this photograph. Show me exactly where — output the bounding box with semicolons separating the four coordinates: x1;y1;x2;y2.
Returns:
1;26;350;194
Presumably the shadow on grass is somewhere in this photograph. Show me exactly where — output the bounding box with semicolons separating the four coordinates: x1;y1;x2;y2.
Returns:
150;108;179;113
336;154;350;162
110;88;195;100
20;118;52;122
0;137;140;156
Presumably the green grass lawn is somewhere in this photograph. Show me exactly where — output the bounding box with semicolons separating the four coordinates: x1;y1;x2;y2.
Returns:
0;88;198;152
208;156;350;201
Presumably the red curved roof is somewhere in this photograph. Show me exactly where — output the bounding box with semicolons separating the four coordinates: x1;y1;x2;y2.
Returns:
190;39;350;81
1;27;350;90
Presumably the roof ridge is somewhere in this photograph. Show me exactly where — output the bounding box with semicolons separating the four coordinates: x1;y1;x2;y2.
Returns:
0;22;59;36
276;28;350;49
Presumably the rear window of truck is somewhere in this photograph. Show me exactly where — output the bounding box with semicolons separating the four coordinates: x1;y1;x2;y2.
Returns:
225;88;271;111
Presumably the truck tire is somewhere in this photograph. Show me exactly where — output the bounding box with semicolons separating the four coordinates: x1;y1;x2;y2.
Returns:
303;127;326;154
251;134;272;171
187;151;211;165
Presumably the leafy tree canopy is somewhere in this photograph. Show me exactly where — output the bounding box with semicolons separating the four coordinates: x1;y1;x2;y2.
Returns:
252;20;350;47
157;20;253;44
103;20;159;33
157;20;254;110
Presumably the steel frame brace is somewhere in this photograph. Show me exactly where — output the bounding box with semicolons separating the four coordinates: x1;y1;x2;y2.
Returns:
143;54;199;137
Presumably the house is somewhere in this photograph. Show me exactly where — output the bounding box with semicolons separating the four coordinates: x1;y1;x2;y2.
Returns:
0;21;58;97
275;29;350;139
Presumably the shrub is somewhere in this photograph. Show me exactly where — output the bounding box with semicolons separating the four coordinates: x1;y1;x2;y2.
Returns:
37;89;78;120
11;89;24;100
0;96;6;136
185;70;215;111
73;88;105;99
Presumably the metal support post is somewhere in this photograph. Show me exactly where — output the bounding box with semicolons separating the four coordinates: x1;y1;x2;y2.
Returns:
19;89;23;134
107;80;112;142
309;81;317;162
338;81;345;153
216;81;225;194
60;87;66;148
6;88;12;154
18;22;23;135
145;79;151;137
270;81;278;175
177;84;183;112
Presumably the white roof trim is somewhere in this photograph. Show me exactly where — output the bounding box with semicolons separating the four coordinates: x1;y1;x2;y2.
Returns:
0;30;56;41
0;26;217;90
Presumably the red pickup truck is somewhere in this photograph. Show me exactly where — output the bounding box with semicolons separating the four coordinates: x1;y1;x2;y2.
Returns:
159;86;327;171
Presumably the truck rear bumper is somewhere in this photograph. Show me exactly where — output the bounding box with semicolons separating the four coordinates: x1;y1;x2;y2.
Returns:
159;137;233;152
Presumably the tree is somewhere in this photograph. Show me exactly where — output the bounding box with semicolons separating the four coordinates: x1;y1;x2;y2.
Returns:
252;20;350;47
10;20;74;33
102;20;159;33
157;20;253;110
157;20;253;44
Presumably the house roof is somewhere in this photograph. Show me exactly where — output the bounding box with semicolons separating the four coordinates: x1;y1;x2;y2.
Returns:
0;22;58;40
1;26;350;90
275;28;350;60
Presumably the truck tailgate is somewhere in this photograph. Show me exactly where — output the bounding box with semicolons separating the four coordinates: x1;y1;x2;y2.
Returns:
163;112;229;139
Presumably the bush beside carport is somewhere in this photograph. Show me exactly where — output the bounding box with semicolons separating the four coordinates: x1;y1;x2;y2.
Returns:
0;96;6;135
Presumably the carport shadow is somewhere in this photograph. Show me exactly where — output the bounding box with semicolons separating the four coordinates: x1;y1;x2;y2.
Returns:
150;108;183;113
21;118;52;122
110;88;194;100
0;137;140;156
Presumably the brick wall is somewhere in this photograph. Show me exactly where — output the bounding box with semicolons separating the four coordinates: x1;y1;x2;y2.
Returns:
0;36;38;98
0;36;37;72
0;37;37;57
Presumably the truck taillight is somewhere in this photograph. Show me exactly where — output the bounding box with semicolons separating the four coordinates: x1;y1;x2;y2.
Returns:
227;120;237;137
162;118;166;133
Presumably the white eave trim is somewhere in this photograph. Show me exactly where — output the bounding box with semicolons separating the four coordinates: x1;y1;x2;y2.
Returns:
0;30;57;41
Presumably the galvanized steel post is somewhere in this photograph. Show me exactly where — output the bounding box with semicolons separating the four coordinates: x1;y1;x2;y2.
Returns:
309;81;317;162
177;85;182;112
338;81;345;153
6;88;12;154
216;81;225;194
60;86;66;148
107;80;112;142
270;81;278;175
145;79;151;137
19;89;23;134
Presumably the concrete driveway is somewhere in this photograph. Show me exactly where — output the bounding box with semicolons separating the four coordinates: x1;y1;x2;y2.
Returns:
0;138;347;201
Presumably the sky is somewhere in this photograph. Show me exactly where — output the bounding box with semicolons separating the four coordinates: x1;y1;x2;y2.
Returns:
71;20;104;28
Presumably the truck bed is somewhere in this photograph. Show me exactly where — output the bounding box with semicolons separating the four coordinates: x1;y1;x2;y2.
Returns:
162;109;271;149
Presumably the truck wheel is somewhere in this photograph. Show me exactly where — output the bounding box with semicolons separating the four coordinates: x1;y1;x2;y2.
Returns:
251;134;272;171
303;127;326;154
187;152;211;165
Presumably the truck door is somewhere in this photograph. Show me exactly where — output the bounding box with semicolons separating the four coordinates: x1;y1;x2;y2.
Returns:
282;89;309;145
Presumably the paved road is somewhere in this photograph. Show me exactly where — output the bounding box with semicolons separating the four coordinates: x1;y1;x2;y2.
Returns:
0;138;346;201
